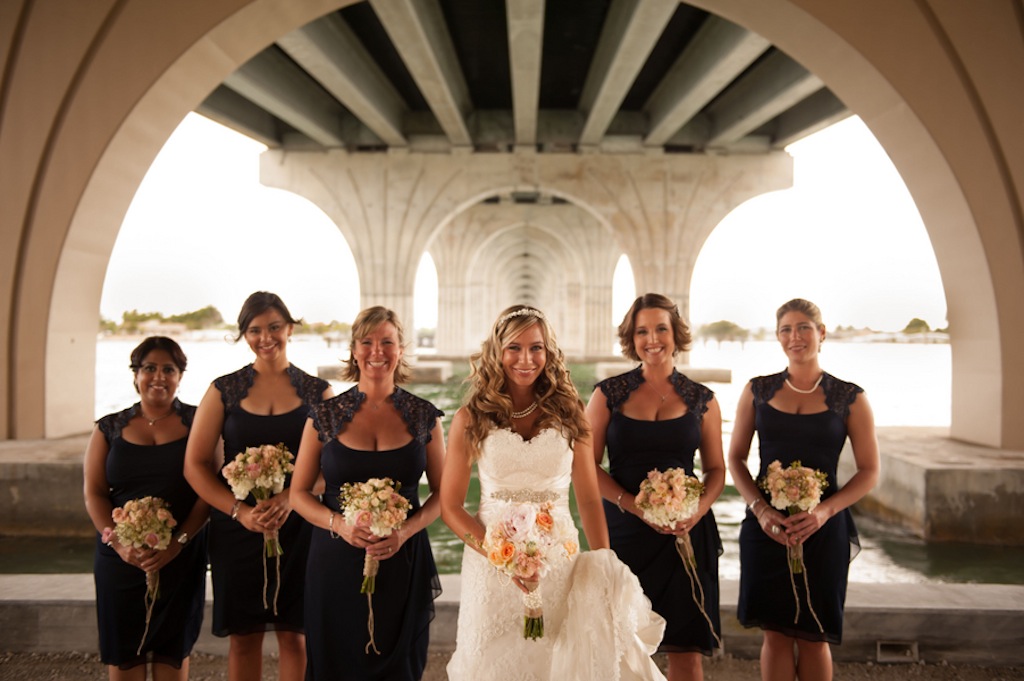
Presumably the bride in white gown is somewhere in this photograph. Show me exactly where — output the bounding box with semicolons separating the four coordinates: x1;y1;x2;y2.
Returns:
441;306;666;681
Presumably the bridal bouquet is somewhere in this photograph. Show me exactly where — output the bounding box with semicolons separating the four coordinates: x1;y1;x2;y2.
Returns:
634;468;720;647
105;496;177;654
222;442;294;614
482;499;578;640
760;459;828;631
339;477;411;653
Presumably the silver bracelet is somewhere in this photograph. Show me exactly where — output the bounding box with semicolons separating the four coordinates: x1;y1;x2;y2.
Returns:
328;511;339;539
230;500;241;521
616;491;625;514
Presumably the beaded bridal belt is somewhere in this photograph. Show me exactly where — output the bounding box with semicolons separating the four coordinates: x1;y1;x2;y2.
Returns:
489;489;561;504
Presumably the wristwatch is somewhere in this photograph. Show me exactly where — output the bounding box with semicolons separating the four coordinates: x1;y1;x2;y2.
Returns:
177;531;190;546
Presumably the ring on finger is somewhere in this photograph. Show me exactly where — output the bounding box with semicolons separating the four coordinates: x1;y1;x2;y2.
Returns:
771;525;780;535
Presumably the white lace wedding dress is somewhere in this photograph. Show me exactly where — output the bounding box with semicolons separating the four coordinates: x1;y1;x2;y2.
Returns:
447;428;667;681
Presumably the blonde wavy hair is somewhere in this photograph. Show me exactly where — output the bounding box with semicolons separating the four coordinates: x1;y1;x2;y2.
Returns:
462;305;588;462
341;306;412;383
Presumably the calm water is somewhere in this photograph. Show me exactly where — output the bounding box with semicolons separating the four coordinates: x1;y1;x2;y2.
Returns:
35;335;1015;584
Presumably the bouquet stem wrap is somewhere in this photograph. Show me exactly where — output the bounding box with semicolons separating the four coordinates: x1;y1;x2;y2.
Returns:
522;580;544;640
362;553;382;654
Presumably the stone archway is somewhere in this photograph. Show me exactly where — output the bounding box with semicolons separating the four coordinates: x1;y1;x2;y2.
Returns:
1;1;1021;452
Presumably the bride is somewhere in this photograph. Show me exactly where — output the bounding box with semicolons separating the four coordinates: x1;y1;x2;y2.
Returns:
441;305;667;681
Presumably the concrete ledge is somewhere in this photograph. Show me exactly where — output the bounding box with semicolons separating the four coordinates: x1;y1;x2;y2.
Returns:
3;574;1022;666
840;427;1024;544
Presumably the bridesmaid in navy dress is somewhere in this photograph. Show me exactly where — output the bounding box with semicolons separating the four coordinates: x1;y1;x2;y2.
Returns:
586;293;725;681
292;306;444;680
84;336;209;680
728;299;879;681
185;292;332;681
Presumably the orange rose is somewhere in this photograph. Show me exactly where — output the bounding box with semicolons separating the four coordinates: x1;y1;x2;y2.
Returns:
564;540;578;557
535;511;554;532
500;541;516;561
488;548;507;567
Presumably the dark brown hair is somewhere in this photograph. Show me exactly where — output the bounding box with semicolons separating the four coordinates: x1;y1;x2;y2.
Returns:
129;336;187;393
234;291;299;341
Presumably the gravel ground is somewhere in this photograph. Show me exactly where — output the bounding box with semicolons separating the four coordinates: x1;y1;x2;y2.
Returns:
1;651;1021;680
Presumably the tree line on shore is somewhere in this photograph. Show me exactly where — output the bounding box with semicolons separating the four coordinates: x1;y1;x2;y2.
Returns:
100;305;945;344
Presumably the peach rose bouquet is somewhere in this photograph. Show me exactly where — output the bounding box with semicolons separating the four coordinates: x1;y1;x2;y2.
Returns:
481;499;578;639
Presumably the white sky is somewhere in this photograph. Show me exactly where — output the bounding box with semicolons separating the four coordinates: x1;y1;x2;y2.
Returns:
102;114;946;333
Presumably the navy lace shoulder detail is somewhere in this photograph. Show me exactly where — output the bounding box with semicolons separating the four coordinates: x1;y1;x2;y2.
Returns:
596;367;713;423
595;367;644;411
286;364;330;408
310;387;366;443
392;387;443;445
670;370;714;422
751;371;863;419
213;365;255;412
820;372;863;419
214;364;328;411
310;386;443;445
96;399;195;444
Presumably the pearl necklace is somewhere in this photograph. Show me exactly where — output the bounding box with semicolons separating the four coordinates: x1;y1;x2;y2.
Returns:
785;374;823;394
141;409;174;426
510;401;539;419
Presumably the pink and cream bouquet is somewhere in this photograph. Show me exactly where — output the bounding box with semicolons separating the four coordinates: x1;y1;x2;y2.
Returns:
634;467;704;566
760;459;829;632
482;499;579;640
222;442;294;557
338;477;411;654
222;442;294;614
633;468;720;647
104;496;177;654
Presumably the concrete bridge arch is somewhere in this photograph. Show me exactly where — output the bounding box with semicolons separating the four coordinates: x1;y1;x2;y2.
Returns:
1;0;1021;459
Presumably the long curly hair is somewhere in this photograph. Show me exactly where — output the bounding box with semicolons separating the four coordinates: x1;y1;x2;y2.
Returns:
462;305;588;462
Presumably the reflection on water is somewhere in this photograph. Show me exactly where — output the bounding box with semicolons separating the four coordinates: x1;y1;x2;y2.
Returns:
9;492;1021;585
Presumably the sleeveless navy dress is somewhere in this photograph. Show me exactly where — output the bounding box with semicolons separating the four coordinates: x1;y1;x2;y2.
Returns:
304;386;442;681
737;371;863;643
596;367;722;655
208;364;328;637
93;399;207;669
